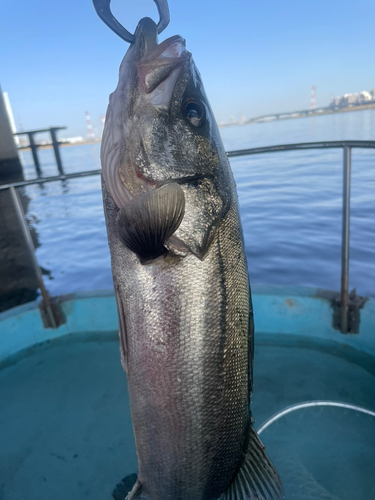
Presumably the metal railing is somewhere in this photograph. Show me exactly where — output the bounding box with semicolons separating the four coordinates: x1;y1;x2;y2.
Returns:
15;127;67;177
8;186;57;328
228;140;375;333
1;140;374;331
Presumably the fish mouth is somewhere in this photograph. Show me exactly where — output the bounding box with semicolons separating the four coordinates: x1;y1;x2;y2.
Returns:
137;33;189;96
135;19;190;111
101;18;191;209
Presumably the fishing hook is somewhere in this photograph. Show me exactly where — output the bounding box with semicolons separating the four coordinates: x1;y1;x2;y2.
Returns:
92;0;170;43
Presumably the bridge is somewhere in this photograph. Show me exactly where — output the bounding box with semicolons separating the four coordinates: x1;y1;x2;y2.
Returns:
219;107;328;127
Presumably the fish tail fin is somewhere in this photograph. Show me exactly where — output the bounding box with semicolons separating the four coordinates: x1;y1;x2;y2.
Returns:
221;426;283;500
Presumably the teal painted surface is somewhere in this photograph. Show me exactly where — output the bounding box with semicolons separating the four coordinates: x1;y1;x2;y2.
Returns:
252;285;375;357
253;286;334;337
0;286;374;364
1;325;375;499
60;290;118;334
0;290;118;363
1;286;375;499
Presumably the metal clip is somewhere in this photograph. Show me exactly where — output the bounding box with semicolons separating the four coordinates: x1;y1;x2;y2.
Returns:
92;0;170;43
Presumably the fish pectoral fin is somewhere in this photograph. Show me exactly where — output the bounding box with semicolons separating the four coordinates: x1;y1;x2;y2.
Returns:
221;426;283;500
117;183;185;261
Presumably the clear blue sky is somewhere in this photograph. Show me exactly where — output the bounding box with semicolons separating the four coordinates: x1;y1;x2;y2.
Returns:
1;0;374;137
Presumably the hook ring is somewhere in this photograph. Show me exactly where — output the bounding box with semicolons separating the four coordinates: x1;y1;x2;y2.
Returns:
92;0;170;43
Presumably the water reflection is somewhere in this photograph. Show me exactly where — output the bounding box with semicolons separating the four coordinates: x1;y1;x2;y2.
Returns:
0;172;42;312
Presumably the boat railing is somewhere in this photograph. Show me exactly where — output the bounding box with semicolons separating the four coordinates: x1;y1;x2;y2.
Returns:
14;127;67;177
1;140;374;332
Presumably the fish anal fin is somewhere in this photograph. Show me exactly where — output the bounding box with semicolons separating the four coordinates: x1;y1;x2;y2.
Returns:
116;183;185;261
221;426;283;500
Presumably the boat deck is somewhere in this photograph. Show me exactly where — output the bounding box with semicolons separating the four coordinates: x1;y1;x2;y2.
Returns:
1;331;374;499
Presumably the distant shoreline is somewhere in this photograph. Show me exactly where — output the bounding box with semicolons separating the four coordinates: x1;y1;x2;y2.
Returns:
218;102;375;128
18;139;101;152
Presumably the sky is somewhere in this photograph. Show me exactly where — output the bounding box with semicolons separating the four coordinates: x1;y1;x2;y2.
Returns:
1;0;374;138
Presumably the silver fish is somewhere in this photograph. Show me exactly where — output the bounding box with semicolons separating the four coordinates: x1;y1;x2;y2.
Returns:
101;16;283;500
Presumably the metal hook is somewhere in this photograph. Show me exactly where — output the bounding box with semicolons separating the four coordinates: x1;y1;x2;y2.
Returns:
92;0;170;43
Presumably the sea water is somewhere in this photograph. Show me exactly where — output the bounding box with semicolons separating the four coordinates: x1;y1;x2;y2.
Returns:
21;109;375;298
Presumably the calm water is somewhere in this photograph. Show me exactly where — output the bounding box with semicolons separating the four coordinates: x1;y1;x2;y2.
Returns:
21;109;375;298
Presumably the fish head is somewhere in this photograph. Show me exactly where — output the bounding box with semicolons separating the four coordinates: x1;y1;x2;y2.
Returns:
102;18;232;258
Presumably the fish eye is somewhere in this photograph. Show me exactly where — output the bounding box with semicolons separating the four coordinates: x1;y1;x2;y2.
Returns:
182;98;206;127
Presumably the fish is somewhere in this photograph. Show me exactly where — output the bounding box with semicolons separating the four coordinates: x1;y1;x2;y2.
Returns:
101;15;283;500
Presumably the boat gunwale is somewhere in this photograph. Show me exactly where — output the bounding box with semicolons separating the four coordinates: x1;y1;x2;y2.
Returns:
1;286;374;369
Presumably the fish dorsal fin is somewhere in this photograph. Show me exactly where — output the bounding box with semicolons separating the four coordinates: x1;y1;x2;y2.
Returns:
221;426;283;500
116;183;185;261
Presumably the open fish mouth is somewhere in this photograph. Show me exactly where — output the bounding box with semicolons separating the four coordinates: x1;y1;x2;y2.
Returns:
100;20;191;210
137;34;189;99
